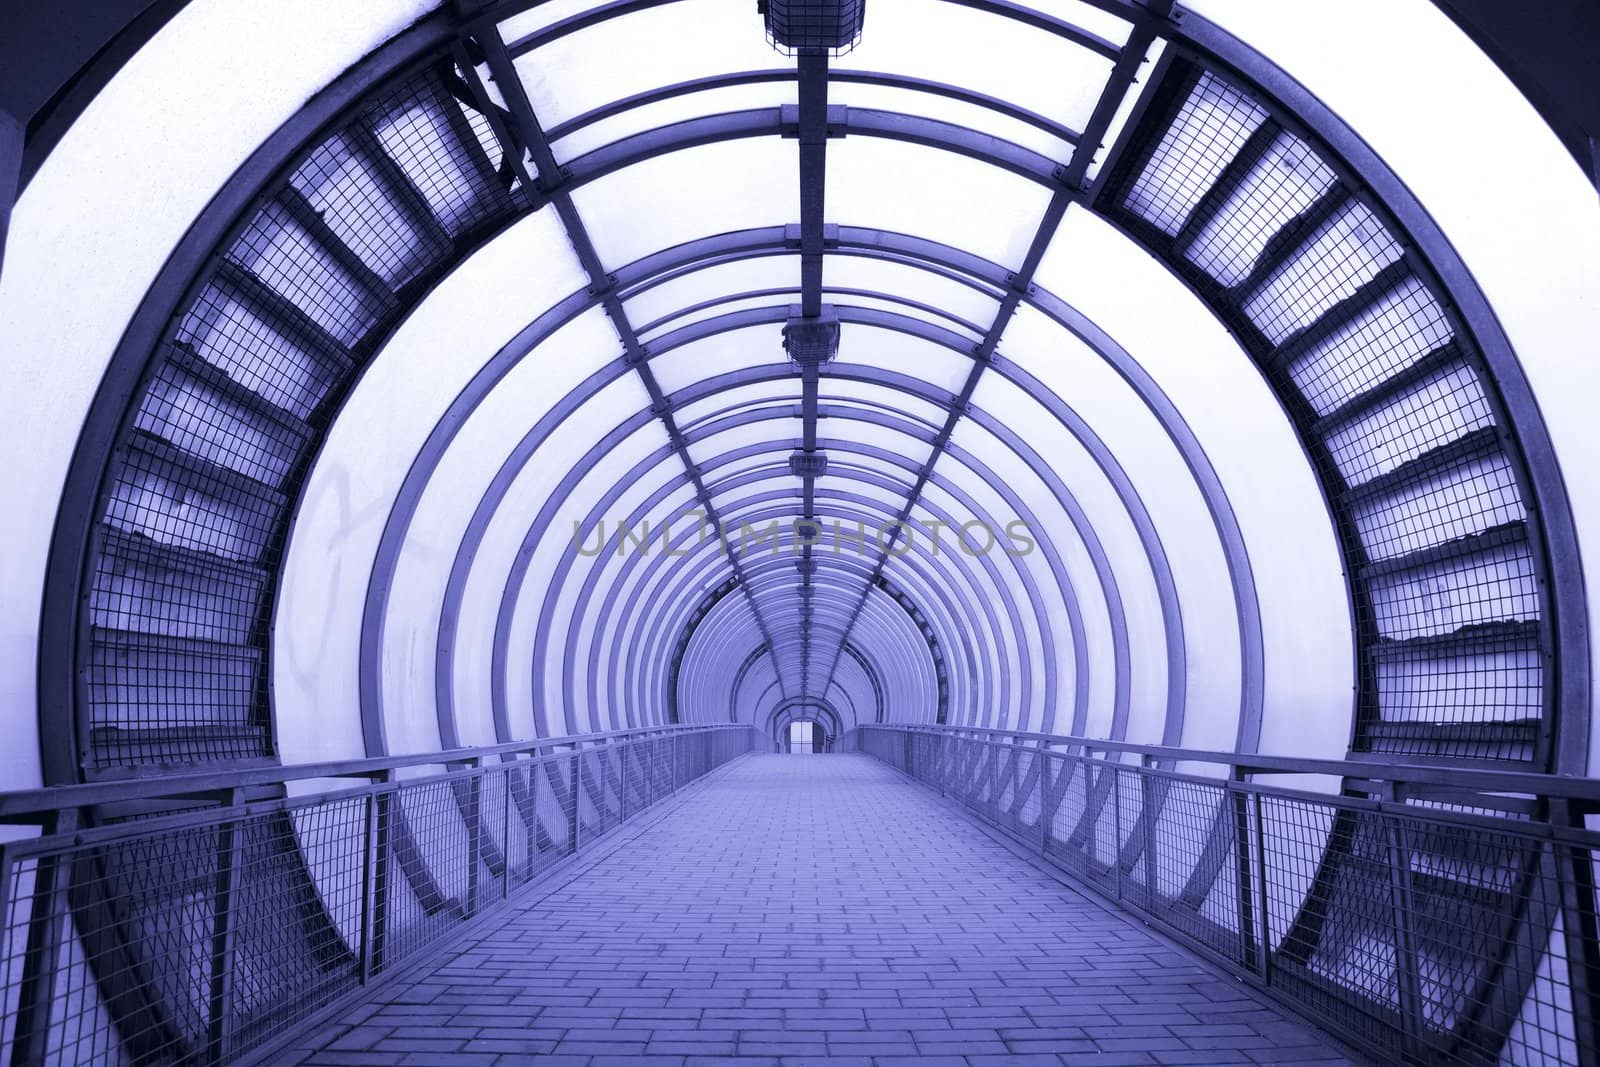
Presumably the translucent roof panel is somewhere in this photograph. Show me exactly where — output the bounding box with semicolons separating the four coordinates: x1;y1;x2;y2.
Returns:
826;80;1072;163
834;324;971;398
843;0;1122;134
571;138;795;268
512;0;790;128
650;324;789;395
551;82;797;162
827;138;1052;270
819;379;948;429
628;257;801;339
823;256;1002;331
676;382;803;430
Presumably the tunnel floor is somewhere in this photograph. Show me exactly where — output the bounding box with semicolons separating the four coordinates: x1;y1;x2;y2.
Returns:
292;755;1364;1066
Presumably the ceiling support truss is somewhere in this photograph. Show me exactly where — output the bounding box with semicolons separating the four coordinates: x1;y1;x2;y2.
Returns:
466;20;791;702
816;11;1165;704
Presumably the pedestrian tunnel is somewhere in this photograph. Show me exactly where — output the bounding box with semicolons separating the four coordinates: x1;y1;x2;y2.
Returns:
1;0;1598;1063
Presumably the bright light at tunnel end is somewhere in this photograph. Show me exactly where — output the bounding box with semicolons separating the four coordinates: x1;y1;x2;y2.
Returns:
573;516;1038;558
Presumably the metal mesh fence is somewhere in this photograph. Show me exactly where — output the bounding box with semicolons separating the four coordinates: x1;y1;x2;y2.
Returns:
81;59;527;774
0;726;757;1064
856;725;1599;1066
1099;58;1550;763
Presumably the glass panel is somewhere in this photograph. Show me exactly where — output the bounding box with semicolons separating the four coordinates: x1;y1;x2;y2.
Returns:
829;80;1072;162
828;418;936;470
552;82;796;163
676;380;802;430
827;138;1053;271
818;377;947;429
628;256;801;337
820;478;906;517
514;0;788;128
846;0;1119;133
684;419;801;471
836;323;971;397
824;457;915;495
640;293;794;345
824;256;1001;331
497;0;599;47
650;324;791;395
1084;37;1166;185
834;293;984;339
572;138;795;269
455;371;656;739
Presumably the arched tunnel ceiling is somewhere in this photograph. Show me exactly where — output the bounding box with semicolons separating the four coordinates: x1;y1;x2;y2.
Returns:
10;0;1593;788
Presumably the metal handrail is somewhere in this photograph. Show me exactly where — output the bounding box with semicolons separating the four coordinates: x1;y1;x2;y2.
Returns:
0;723;743;822
0;723;765;1065
863;722;1600;807
851;723;1600;1065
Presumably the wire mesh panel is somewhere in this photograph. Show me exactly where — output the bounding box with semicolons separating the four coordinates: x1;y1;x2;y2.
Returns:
857;726;1599;1067
1098;58;1552;765
0;726;759;1064
77;58;527;775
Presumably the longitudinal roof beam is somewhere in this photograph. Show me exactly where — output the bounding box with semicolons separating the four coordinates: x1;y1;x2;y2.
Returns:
815;9;1168;701
793;47;832;704
465;21;791;704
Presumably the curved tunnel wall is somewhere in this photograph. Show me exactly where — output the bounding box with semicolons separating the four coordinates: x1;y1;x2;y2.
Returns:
0;3;1595;1063
1;0;1587;794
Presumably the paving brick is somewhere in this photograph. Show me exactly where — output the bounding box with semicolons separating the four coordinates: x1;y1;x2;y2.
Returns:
291;757;1369;1066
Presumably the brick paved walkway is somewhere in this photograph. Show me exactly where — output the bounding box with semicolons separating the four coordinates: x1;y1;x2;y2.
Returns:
294;754;1363;1066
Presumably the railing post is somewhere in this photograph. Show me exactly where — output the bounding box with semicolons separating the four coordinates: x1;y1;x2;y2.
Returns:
1012;743;1022;833
464;766;483;916
1037;744;1049;855
361;774;394;981
569;751;583;855
12;809;78;1066
1228;767;1259;974
1553;798;1600;1067
1109;753;1123;902
500;763;512;901
206;791;245;1066
1381;784;1426;1059
1141;755;1159;908
619;744;630;823
1253;789;1271;983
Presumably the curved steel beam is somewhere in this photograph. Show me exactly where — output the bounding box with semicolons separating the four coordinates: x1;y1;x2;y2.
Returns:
546;69;1083;148
493;0;1130;60
367;226;1252;756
